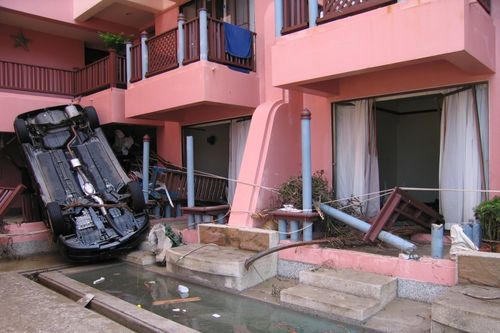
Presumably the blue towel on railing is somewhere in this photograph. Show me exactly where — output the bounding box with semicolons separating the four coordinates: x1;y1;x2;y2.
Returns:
224;22;252;59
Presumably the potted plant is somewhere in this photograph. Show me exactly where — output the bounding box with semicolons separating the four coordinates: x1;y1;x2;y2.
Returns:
474;196;500;243
98;32;132;55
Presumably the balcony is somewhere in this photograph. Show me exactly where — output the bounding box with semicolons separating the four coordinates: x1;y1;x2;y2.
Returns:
125;11;259;119
0;50;126;97
272;0;495;95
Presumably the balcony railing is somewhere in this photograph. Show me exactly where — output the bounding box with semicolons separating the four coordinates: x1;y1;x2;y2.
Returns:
282;0;309;35
0;50;126;97
128;13;256;83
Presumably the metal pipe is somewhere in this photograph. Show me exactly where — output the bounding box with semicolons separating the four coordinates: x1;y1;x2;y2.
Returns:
301;109;313;241
431;223;444;259
472;220;481;248
199;8;208;61
186;136;195;229
319;203;417;253
142;135;150;202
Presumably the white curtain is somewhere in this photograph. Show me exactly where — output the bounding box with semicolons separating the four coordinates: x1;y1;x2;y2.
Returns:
439;85;488;227
336;99;380;217
228;119;251;203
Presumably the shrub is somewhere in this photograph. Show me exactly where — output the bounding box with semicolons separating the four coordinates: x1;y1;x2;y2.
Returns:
474;197;500;241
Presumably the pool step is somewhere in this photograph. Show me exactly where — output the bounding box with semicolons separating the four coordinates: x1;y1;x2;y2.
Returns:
300;268;397;304
280;268;397;321
165;243;277;291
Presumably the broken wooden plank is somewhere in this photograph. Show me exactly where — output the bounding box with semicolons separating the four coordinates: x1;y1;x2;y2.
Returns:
152;296;201;306
76;293;95;307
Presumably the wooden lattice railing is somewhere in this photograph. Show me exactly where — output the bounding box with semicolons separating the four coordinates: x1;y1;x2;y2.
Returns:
146;28;178;77
282;0;309;35
130;43;142;83
318;0;396;24
184;17;200;65
208;18;256;71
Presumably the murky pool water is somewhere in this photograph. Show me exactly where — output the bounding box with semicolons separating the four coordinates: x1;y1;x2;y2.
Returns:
69;263;366;333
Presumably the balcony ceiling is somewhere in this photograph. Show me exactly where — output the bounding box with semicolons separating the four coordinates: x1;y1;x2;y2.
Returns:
0;9;104;49
92;2;154;29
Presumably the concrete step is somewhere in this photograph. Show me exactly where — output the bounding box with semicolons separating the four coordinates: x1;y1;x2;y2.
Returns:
300;268;397;304
432;285;500;332
165;244;277;291
280;284;383;321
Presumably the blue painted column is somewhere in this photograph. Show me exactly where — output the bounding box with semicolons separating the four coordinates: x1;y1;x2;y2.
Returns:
216;213;225;224
142;134;150;202
177;13;185;67
278;219;287;241
290;220;299;241
125;41;132;85
199;8;208;61
472;220;481;248
275;0;283;37
140;31;148;80
463;222;473;240
308;0;318;28
431;223;444;259
301;109;313;241
186;136;195;229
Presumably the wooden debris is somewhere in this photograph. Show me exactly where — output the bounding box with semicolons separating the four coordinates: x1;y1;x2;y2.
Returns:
152;296;201;306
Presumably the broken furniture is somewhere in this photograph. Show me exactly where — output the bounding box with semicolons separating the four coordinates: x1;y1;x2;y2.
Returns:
0;184;26;221
364;187;444;242
165;224;278;291
181;205;229;225
269;210;319;241
150;166;228;218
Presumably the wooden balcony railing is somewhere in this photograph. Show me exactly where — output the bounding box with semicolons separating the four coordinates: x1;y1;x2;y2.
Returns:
208;18;256;71
282;0;309;35
1;50;126;97
0;60;74;96
146;28;178;77
184;17;200;65
130;43;142;83
318;0;397;25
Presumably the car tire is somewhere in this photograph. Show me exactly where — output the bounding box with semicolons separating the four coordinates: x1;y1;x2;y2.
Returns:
46;202;64;241
83;106;100;130
14;118;30;144
128;181;145;213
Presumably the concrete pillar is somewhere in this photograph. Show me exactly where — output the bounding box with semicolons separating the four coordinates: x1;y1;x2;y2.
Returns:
308;0;318;28
125;41;132;85
301;109;313;241
290;220;299;241
278;218;287;241
142;135;150;202
431;223;444;259
140;31;148;79
275;0;283;37
199;8;208;61
177;13;185;66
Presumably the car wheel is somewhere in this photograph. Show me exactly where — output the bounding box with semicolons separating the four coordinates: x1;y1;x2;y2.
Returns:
14;118;30;144
46;202;64;241
128;181;145;213
83;106;100;130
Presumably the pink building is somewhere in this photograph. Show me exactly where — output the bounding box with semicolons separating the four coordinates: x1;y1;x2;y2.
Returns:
0;0;498;287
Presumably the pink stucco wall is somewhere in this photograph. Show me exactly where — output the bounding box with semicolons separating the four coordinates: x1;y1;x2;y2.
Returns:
155;6;179;33
0;23;84;70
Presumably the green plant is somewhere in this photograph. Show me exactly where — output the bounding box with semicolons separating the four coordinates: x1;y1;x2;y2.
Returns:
98;32;132;51
474;197;500;241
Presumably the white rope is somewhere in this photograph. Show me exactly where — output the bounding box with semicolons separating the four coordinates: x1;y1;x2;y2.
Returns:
400;187;500;194
320;188;394;205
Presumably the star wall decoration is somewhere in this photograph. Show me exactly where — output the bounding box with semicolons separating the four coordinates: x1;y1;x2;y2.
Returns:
11;31;31;51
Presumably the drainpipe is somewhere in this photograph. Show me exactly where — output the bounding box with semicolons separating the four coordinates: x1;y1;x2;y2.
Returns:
302;109;313;241
177;13;185;67
199;8;208;61
142;135;150;202
186;136;195;229
125;41;132;85
319;203;417;253
431;223;444;259
308;0;318;28
140;31;148;80
275;0;283;37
